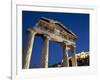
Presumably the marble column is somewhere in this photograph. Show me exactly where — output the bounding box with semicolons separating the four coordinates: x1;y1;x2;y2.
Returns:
62;43;69;67
41;35;50;68
71;46;77;66
23;28;37;69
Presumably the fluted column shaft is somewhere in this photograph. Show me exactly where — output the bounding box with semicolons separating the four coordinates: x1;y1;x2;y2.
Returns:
71;46;77;66
41;35;49;68
23;28;37;69
62;44;69;67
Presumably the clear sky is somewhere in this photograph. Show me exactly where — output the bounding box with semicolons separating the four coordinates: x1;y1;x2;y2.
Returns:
22;11;89;68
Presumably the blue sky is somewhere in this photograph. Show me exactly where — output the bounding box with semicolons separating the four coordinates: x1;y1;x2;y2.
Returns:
22;11;89;68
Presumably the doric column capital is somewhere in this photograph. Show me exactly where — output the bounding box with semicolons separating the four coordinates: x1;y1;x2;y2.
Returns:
63;41;68;45
71;43;76;48
43;34;50;40
27;28;37;35
63;41;70;50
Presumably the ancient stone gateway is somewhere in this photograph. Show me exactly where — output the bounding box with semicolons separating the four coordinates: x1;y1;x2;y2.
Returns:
23;17;77;69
